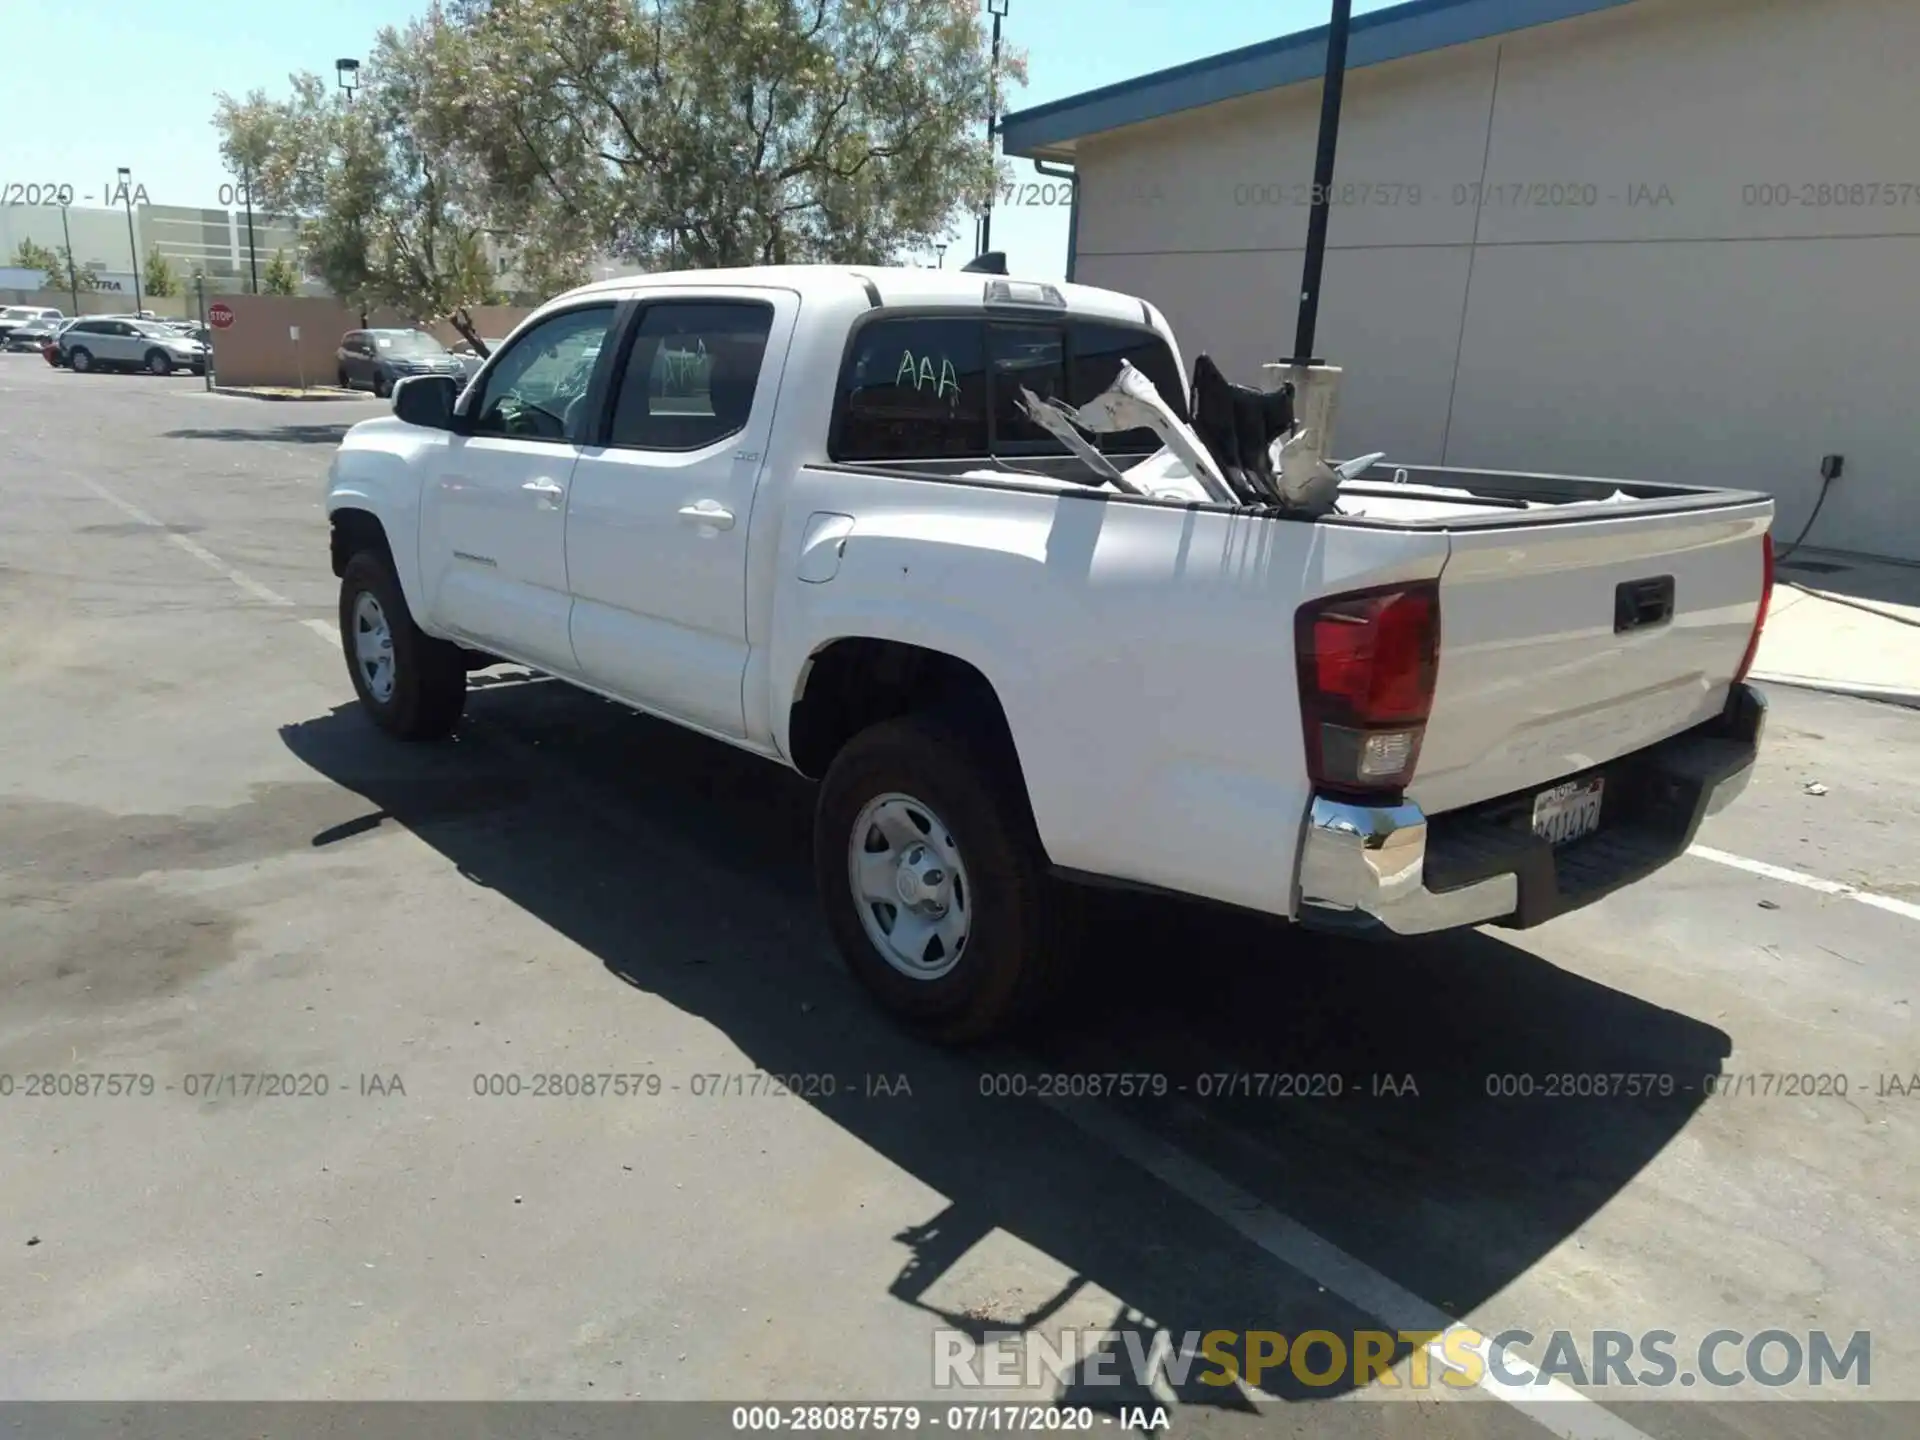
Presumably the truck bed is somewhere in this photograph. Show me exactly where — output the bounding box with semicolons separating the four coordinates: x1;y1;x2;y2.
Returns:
835;454;1772;530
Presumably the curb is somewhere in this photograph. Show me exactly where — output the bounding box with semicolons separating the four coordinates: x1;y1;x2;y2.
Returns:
1751;673;1920;711
207;386;365;402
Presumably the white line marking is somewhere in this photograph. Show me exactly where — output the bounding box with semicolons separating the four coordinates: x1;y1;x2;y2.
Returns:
1042;1097;1658;1439
301;617;337;645
74;473;298;611
1686;844;1920;923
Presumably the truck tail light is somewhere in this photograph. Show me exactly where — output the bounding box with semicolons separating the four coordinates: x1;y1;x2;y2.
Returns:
1731;532;1775;687
1295;581;1440;795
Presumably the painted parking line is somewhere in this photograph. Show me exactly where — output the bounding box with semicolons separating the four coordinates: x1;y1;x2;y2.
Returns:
1044;1096;1658;1440
1686;844;1920;924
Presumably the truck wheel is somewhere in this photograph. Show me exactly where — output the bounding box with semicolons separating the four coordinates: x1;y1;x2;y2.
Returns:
338;550;468;740
815;712;1070;1044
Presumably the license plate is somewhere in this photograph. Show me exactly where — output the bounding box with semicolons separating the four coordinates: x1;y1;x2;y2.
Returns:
1532;777;1604;846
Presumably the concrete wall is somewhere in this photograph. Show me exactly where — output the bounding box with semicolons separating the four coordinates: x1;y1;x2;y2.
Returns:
1069;0;1920;562
204;297;540;388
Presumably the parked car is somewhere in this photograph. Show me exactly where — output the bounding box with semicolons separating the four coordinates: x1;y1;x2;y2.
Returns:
336;328;465;397
323;264;1776;1042
61;317;209;375
7;315;68;352
0;305;63;346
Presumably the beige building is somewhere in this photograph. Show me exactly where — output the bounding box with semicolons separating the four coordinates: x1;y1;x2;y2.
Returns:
1002;0;1920;563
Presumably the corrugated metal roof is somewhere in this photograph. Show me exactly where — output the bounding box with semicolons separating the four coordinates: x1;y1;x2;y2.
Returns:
999;0;1641;158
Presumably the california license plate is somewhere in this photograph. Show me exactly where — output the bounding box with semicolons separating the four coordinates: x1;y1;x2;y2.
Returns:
1532;777;1605;846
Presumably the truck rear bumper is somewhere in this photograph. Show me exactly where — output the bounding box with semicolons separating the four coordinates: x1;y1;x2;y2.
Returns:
1295;684;1767;937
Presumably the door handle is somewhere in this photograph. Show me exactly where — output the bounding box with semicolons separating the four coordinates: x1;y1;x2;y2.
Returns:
678;500;736;531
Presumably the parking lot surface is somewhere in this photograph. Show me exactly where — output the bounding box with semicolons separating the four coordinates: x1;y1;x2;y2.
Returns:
2;355;1915;1437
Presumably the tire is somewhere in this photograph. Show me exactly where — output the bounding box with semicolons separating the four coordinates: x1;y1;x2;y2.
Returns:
69;347;93;373
815;711;1073;1044
146;349;173;376
337;367;351;390
338;549;468;741
373;371;392;399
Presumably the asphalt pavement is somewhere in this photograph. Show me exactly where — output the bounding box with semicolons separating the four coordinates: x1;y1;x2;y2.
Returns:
1;354;1915;1439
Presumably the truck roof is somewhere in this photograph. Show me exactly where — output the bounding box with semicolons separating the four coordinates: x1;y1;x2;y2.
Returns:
558;264;1160;327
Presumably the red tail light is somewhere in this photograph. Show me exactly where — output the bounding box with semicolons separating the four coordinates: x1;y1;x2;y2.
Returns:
1731;532;1775;687
1295;581;1440;795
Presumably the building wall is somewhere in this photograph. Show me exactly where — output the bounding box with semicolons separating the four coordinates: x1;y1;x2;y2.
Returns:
1;202;303;292
1070;0;1920;561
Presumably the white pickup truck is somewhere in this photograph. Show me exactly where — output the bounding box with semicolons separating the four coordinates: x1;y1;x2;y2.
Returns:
325;264;1774;1041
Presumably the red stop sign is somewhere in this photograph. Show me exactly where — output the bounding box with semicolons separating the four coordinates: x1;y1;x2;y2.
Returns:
208;302;235;329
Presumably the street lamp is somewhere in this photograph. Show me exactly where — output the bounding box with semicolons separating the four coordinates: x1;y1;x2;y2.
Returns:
935;243;948;269
57;201;82;314
117;167;143;315
977;0;1008;258
335;58;360;101
236;162;260;294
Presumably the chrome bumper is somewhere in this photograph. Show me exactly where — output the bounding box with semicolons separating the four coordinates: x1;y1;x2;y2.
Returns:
1295;686;1766;937
1295;798;1519;935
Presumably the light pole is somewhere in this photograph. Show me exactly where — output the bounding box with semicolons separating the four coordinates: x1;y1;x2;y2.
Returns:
977;0;1008;258
335;57;360;101
239;162;260;294
117;167;143;315
58;202;81;313
935;243;948;269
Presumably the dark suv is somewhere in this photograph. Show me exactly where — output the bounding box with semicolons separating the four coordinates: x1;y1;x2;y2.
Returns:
336;328;464;397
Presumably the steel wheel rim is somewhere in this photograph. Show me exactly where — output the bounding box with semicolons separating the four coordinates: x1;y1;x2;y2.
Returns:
849;792;971;981
150;353;168;374
351;591;397;704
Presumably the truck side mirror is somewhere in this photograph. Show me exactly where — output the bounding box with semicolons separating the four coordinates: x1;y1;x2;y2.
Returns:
393;373;459;430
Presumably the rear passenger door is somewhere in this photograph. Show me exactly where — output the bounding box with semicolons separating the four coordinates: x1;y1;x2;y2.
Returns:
564;290;798;738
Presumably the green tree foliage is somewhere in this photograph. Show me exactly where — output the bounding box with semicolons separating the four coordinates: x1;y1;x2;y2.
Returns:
143;247;180;297
262;249;302;295
11;238;63;276
432;0;1022;269
212;15;523;350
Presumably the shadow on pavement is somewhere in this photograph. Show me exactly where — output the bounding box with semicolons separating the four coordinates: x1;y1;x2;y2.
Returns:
281;682;1730;1419
162;424;358;445
1777;549;1920;623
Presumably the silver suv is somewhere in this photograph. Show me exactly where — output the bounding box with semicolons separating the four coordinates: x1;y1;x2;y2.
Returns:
62;317;209;376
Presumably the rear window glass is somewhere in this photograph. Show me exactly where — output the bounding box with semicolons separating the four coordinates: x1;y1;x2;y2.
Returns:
831;313;1185;462
834;317;988;460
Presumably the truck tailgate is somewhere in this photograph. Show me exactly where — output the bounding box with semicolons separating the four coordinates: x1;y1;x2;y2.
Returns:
1408;501;1772;816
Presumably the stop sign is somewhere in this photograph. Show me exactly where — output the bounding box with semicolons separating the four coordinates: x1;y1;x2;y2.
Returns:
208;302;235;329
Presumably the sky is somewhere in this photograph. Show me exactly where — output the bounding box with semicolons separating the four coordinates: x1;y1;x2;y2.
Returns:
0;0;1402;282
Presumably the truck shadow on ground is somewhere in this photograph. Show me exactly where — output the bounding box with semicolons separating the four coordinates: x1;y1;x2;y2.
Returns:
281;679;1731;1415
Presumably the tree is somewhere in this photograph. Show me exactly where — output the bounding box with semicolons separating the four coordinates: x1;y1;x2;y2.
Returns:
15;239;97;295
212;16;547;354
427;0;1023;269
262;249;302;295
144;247;180;297
63;251;101;291
11;238;61;276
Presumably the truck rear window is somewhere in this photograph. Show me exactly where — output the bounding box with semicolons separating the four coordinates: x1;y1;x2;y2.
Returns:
832;313;1185;463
